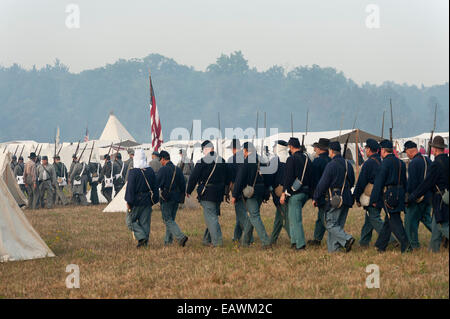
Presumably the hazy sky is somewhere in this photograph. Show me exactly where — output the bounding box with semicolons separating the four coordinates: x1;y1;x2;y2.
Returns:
1;0;448;86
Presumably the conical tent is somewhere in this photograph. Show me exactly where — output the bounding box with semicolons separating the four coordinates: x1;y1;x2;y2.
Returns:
0;153;28;207
0;177;55;262
103;183;127;213
99;113;136;143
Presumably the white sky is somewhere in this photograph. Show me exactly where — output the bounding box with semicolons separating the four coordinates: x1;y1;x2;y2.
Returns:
0;0;448;86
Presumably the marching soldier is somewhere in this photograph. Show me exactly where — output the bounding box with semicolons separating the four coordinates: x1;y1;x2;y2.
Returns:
313;141;355;253
269;140;290;245
403;141;433;249
10;155;18;172
124;148;134;181
149;151;162;173
23;152;39;210
68;154;78;203
157;150;189;247
232;142;271;249
370;139;411;253
70;158;89;206
226;138;250;243
353;139;387;247
125;149;159;248
14;156;27;195
37;156;56;209
113;153;125;195
53;155;69;206
100;154;114;203
88;159;101;205
408;136;449;252
280;137;313;251
308;138;331;247
178;149;194;182
186;140;229;247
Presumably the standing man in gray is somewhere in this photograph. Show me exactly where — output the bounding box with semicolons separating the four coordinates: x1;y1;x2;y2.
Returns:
178;149;194;182
70;158;89;206
157;151;189;246
23;152;39;210
124;149;135;181
149;151;162;174
37;156;56;209
53;155;69;206
14;156;27;196
113;153;125;195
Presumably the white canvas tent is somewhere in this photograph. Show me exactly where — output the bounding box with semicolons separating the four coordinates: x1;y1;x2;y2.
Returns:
0;175;55;262
99;112;136;144
0;153;28;207
103;183;127;213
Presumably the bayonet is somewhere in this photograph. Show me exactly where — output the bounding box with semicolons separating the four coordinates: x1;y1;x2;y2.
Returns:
13;144;19;157
389;98;394;142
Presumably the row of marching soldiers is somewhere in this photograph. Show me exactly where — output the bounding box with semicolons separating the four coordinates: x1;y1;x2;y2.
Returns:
10;149;137;209
124;135;448;252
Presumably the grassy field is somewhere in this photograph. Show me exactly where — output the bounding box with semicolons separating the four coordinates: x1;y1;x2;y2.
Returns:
0;200;448;299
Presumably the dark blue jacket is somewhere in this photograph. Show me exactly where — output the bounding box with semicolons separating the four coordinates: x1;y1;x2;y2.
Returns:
311;152;331;207
157;161;186;203
353;153;383;208
125;167;159;208
227;151;245;183
186;152;229;203
407;153;432;203
270;156;286;207
232;154;269;200
409;154;449;223
369;154;407;213
313;155;355;208
283;151;313;197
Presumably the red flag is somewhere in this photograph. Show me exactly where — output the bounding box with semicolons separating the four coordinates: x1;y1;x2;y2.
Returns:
149;73;163;151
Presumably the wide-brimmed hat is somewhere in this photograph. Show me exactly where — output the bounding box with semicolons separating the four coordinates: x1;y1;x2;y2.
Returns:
313;138;330;150
429;136;448;149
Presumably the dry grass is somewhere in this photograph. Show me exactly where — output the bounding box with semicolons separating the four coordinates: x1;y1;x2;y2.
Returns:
0;200;448;299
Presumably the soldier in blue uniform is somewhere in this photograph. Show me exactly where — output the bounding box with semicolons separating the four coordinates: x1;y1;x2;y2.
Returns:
280;137;313;250
125;149;159;248
186;140;229;247
269;140;290;245
308;138;331;246
157;150;188;247
313;141;355;253
232;142;271;249
226;138;251;243
403;141;433;249
408;136;449;252
353;139;386;247
370;139;411;253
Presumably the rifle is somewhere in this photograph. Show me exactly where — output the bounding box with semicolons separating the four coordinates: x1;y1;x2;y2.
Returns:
428;104;437;157
54;138;57;158
290;113;294;137
88;141;95;164
107;142;114;157
301;108;309;152
19;145;25;158
261;112;266;156
189;121;195;163
13;144;19;157
78;143;88;162
2;145;6;153
217;112;221;156
343;110;358;159
34;144;39;153
381;110;385;139
57;144;63;156
389;98;394;142
37;144;43;157
74;140;81;157
252;111;259;147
